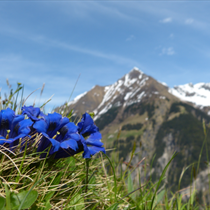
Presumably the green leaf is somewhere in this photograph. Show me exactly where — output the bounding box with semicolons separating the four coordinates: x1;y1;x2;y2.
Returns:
4;184;11;210
106;203;119;210
19;190;38;209
0;197;6;209
18;171;51;210
69;194;84;210
154;189;165;208
127;171;135;201
150;152;177;210
10;192;20;209
11;190;38;209
67;109;73;119
43;201;52;210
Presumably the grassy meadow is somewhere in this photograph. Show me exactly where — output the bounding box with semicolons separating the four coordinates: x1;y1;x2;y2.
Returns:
0;82;209;210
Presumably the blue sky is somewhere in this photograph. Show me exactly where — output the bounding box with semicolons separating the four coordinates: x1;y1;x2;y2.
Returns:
0;1;210;112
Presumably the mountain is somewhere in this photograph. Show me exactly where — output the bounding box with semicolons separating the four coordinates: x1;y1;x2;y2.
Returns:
57;67;177;119
55;67;210;202
169;83;210;114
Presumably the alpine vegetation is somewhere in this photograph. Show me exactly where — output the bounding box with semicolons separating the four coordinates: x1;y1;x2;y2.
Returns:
1;106;105;159
0;82;209;209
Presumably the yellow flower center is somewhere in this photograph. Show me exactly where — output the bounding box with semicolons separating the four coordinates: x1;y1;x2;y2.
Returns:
52;131;60;139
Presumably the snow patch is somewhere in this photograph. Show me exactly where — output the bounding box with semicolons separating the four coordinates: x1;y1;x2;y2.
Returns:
67;91;87;106
124;92;133;100
132;66;144;74
160;96;166;99
99;103;112;116
94;92;100;97
160;81;168;87
137;91;145;100
169;82;210;106
114;101;122;107
124;74;137;87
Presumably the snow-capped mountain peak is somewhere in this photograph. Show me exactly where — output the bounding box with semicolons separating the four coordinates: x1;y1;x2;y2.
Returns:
169;82;210;106
56;67;176;120
92;68;149;119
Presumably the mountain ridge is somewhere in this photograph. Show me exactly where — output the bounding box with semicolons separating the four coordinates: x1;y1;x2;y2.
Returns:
60;67;210;117
55;67;210;202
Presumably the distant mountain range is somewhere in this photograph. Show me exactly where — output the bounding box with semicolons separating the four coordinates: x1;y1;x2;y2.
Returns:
170;83;210;109
55;67;210;202
60;67;210;116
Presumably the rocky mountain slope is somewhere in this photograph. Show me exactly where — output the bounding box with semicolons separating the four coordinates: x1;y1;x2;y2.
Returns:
55;68;210;202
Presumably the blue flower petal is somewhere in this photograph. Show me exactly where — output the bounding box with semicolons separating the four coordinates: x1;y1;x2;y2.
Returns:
17;119;33;135
10;115;25;137
60;139;78;151
82;144;91;158
57;117;69;130
12;115;25;126
80;137;91;158
86;132;102;142
88;146;106;156
21;105;42;121
86;140;103;147
78;113;98;135
33;118;48;133
42;133;59;151
0;108;15;136
46;113;63;137
64;122;78;133
48;113;62;126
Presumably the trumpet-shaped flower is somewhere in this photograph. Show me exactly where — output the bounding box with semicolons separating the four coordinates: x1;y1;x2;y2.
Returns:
21;105;45;121
0;108;33;148
78;113;105;158
33;112;81;157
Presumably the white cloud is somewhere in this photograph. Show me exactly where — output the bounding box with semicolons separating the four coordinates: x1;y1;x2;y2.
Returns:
160;17;172;23
126;35;135;41
185;18;194;24
160;47;175;56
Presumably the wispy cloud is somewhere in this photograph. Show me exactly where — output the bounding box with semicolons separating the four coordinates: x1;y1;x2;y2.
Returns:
126;35;135;41
185;18;194;24
0;20;141;68
119;3;209;34
0;53;95;111
159;17;172;23
160;47;175;56
30;35;140;67
51;2;142;25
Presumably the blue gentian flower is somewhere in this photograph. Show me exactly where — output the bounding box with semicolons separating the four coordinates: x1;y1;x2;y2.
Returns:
78;113;105;158
33;112;81;157
0;108;33;148
21;105;45;121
